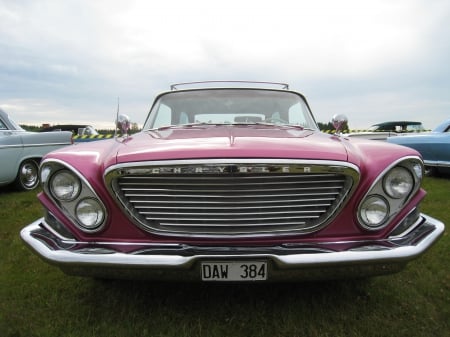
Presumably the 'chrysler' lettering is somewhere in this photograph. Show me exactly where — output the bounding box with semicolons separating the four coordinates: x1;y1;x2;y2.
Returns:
141;165;310;175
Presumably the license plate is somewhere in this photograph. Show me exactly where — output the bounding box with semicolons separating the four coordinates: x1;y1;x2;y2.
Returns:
201;261;267;281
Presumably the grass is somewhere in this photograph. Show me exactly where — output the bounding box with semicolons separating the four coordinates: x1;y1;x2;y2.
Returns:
0;177;449;337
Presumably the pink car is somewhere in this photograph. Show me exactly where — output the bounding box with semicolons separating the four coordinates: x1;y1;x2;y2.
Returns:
21;82;444;282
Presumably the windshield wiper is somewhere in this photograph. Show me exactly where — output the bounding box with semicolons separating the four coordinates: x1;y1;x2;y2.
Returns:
149;122;313;131
253;122;307;130
148;123;216;131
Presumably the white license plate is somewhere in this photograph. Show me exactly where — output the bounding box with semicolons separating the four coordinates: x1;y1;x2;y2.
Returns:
201;261;267;281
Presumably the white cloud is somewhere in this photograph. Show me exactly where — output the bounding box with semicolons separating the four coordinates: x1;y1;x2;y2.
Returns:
0;0;449;129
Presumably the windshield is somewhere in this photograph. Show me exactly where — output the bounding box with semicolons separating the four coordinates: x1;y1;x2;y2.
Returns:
6;114;24;131
143;89;318;130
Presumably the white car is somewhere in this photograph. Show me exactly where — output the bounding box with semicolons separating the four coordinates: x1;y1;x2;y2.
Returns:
0;108;73;190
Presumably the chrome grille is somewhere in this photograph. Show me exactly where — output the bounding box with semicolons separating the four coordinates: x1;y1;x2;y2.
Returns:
106;161;358;237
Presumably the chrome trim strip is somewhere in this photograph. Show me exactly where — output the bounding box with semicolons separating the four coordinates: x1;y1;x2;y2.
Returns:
170;81;290;90
41;214;76;242
0;142;71;149
388;207;422;239
424;160;450;168
105;158;360;174
20;213;444;281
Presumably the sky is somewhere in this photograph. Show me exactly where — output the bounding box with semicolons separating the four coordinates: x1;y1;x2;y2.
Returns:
0;0;449;130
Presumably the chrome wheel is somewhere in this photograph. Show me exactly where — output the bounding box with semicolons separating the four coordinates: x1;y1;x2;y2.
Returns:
15;159;39;190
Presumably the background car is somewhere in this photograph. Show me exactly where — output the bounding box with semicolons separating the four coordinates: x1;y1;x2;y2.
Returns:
387;119;450;176
20;82;444;282
0;108;72;190
41;124;115;142
41;124;99;136
368;121;425;133
344;121;426;140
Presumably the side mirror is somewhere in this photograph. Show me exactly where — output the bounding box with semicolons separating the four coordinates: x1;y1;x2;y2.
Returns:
116;114;131;137
331;114;348;135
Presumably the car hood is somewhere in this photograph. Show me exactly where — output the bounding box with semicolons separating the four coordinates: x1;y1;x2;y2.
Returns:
115;125;349;163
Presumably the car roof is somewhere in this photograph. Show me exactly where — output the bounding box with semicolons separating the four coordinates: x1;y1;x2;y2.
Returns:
372;121;422;127
43;124;94;130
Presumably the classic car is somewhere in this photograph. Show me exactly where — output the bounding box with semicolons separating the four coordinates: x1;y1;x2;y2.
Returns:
0;108;72;190
344;121;426;140
387;119;450;176
41;124;99;136
20;82;445;282
41;124;110;142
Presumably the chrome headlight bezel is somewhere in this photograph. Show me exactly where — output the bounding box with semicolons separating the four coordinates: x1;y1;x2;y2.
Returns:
358;157;423;231
40;159;107;233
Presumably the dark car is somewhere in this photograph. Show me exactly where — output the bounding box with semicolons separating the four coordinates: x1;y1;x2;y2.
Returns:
368;121;425;133
42;124;99;136
20;82;444;282
345;121;426;140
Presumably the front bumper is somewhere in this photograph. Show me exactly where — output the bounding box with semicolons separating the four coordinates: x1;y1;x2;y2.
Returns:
20;214;444;281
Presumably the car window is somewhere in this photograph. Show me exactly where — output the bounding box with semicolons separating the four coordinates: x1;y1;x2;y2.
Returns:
84;126;99;136
406;124;425;132
0;118;6;130
144;89;318;130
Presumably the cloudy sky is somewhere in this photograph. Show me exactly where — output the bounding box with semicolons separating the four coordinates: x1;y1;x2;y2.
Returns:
0;0;449;130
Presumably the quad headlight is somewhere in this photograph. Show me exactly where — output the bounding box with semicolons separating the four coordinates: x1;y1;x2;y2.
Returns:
41;161;107;233
383;167;414;199
358;157;422;231
359;196;389;228
76;198;105;229
50;170;81;201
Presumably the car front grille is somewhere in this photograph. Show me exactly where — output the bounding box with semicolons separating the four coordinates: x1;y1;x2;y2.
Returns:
105;160;359;237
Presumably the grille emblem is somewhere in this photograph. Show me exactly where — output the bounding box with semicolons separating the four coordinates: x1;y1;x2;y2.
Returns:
137;165;295;175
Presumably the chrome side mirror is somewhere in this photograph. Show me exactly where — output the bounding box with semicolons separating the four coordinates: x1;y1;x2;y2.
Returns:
331;114;348;135
116;114;131;137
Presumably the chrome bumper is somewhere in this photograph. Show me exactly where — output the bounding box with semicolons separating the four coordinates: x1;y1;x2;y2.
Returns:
20;214;444;281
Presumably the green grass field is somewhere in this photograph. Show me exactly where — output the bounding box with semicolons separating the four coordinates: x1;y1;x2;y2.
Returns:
1;177;448;337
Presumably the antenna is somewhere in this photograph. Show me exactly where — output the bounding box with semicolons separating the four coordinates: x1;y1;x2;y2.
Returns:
114;97;119;139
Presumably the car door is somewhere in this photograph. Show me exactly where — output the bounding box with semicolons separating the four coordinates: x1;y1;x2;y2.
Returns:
0;118;23;185
433;131;450;167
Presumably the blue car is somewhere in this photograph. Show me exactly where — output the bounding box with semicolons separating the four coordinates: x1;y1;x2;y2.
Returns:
387;119;450;176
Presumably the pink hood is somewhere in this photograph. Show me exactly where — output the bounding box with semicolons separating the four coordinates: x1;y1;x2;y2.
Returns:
115;125;349;163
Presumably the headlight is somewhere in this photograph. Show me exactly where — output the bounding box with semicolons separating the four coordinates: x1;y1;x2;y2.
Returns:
383;167;414;199
359;196;389;229
50;170;81;201
357;157;422;232
76;198;105;230
42;161;108;233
